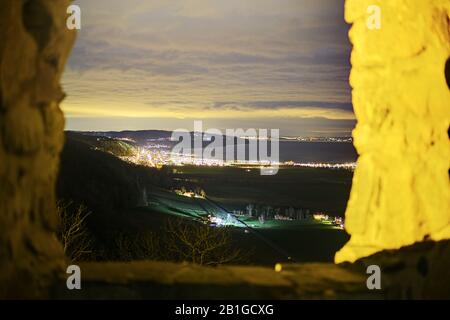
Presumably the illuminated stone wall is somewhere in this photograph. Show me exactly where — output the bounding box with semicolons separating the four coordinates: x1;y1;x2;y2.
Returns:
336;0;450;263
0;0;75;297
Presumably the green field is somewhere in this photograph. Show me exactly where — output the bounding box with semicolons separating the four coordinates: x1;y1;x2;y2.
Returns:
142;183;350;265
171;165;353;216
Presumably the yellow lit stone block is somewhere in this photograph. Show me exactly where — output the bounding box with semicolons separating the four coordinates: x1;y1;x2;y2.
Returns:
336;0;450;263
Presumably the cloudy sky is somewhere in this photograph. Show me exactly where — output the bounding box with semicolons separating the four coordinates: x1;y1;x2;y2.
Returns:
62;0;354;136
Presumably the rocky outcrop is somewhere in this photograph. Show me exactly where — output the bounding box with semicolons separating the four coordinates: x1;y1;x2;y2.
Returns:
0;0;75;298
336;0;450;263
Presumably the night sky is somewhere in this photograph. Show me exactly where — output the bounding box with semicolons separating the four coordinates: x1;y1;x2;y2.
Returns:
62;0;354;136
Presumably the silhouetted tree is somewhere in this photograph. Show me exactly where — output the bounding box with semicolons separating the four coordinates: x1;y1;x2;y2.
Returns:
57;201;93;262
164;218;241;265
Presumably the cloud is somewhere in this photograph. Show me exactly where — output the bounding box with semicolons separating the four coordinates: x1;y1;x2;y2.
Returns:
213;101;353;111
63;0;352;134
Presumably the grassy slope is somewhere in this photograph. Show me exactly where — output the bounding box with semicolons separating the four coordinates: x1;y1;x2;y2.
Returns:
143;188;349;264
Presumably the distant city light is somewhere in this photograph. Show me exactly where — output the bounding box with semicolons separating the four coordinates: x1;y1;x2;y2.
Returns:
117;144;356;172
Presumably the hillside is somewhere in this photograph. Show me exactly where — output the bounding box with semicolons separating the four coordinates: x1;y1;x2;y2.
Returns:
57;133;172;240
65;131;139;156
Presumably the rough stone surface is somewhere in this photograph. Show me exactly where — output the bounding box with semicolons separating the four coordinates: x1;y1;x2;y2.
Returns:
0;0;75;298
54;239;450;299
336;0;450;263
56;261;377;300
353;239;450;299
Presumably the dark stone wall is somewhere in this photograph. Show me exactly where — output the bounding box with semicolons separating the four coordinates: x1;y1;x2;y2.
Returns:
0;0;75;298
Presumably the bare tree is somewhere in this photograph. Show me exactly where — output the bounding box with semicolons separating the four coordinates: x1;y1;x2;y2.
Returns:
164;218;241;266
113;232;134;261
137;231;160;259
57;201;93;262
113;231;160;261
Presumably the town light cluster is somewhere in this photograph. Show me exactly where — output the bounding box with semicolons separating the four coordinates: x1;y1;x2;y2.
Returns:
120;146;356;172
